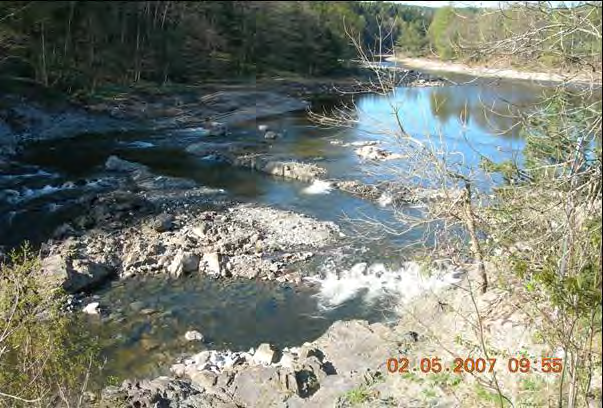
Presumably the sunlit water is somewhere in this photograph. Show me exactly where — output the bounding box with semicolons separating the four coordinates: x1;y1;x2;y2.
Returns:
1;74;582;384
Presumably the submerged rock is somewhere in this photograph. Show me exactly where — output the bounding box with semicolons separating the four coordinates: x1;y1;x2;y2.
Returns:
264;131;280;140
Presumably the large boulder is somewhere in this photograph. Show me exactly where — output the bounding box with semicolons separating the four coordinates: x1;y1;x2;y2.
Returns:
230;366;297;407
167;250;200;278
38;254;115;294
235;158;326;182
100;377;235;408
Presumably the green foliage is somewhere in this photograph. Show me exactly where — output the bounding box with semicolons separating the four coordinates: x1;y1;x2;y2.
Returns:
0;244;100;407
425;3;602;70
0;1;370;91
428;6;458;59
351;2;433;56
341;384;376;406
474;384;511;407
397;20;429;56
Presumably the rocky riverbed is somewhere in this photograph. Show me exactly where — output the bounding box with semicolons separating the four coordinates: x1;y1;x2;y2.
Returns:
4;70;528;408
38;182;343;294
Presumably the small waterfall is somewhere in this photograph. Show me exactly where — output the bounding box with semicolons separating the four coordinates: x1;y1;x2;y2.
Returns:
302;180;332;195
307;261;463;309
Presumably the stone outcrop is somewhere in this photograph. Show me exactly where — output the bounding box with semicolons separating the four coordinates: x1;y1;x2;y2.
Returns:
186;141;327;183
102;320;408;407
38;253;115;294
40;195;340;290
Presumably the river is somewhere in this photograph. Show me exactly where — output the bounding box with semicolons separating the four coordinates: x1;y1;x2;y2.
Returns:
0;71;577;385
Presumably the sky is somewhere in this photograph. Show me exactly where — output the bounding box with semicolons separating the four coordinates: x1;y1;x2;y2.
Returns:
394;1;574;8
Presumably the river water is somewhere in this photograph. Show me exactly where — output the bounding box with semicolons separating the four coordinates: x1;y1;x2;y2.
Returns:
0;72;571;384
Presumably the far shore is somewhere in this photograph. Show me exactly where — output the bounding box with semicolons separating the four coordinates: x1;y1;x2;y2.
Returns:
388;56;601;85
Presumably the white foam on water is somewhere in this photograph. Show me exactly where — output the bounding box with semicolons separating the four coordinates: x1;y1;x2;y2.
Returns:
377;193;393;207
0;169;56;180
125;141;155;148
20;184;68;199
12;179;110;203
302;180;332;195
306;261;462;310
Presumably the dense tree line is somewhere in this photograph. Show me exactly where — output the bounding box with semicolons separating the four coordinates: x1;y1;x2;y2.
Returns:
0;1;439;93
428;2;602;70
1;1;599;94
0;1;366;91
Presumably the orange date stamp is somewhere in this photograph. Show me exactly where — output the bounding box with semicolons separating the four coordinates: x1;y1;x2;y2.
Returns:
386;357;563;374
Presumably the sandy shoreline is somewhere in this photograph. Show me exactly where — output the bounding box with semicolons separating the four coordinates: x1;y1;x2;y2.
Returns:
389;56;601;85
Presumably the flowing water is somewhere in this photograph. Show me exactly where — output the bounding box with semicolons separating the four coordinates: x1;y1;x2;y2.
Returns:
0;72;571;384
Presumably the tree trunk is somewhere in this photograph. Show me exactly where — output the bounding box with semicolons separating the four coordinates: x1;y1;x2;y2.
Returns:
463;182;488;293
40;22;48;86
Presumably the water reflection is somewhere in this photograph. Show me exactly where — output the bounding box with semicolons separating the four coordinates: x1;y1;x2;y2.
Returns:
353;80;554;170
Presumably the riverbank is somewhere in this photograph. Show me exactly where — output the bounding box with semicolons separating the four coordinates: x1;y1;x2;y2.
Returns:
0;71;442;163
99;260;583;408
389;56;602;85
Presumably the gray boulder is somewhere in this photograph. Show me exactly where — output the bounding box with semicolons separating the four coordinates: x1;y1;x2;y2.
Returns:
252;343;280;366
153;213;175;232
39;254;115;294
105;155;148;172
230;366;295;407
264;131;280;140
168;251;200;278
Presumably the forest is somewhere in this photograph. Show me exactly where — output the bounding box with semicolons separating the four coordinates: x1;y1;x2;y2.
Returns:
1;1;600;95
0;1;426;91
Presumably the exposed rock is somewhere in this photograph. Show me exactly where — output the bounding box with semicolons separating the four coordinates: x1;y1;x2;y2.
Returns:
186;141;326;183
99;377;236;408
252;343;280;366
355;145;403;161
331;179;410;205
38;254;115;294
153;213;175;232
332;180;382;201
82;302;100;315
52;223;77;239
133;172;197;191
201;252;222;276
168;251;200;277
230;366;292;407
205;121;227;136
100;318;411;407
330;139;382;148
105;155;148;172
235;157;326;182
42;197;338;283
184;330;204;342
